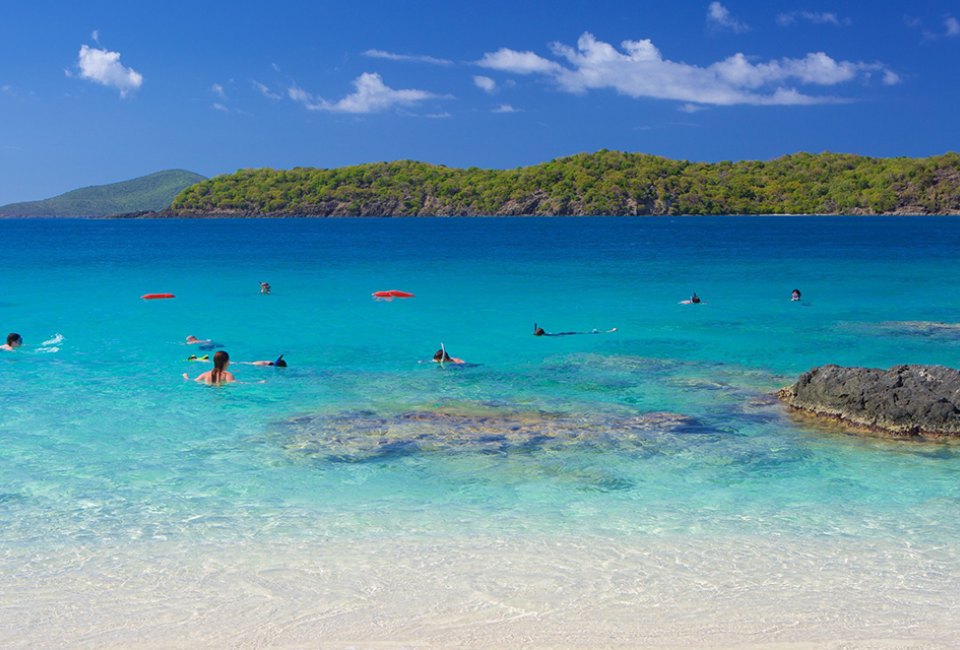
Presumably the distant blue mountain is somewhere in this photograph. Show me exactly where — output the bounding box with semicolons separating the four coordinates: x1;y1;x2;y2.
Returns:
0;169;207;217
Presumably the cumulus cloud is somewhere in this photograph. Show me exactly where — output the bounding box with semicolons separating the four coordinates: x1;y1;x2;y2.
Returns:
777;11;848;27
73;44;143;97
362;49;453;66
288;72;441;114
477;48;562;74
946;16;960;36
707;2;749;33
473;75;497;93
477;32;899;107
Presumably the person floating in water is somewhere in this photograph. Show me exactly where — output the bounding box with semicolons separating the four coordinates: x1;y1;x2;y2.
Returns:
533;323;617;336
186;354;209;362
185;335;224;351
1;333;22;351
433;348;465;365
791;288;802;301
260;281;271;295
183;350;235;385
240;355;287;367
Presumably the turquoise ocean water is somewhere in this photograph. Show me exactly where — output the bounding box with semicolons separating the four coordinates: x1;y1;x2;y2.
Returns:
2;217;960;646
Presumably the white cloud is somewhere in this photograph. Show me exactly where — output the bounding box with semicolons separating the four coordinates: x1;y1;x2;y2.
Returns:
91;29;100;44
679;103;706;113
777;11;847;27
707;2;749;33
946;16;960;36
425;112;452;119
492;104;518;113
253;80;281;100
288;72;440;114
362;49;453;66
74;44;143;97
473;75;497;93
211;83;226;98
477;48;562;74
212;102;229;112
882;69;901;85
477;32;899;107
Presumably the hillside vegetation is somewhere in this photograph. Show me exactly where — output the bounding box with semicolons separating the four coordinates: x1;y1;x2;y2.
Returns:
0;170;207;217
169;151;960;217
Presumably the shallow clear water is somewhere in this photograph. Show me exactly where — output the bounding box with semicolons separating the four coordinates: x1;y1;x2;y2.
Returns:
2;216;960;646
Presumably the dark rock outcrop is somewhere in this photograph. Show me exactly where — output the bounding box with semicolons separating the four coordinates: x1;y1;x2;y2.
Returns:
777;364;960;438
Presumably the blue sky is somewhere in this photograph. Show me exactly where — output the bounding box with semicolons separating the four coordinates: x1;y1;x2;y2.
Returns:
1;0;958;204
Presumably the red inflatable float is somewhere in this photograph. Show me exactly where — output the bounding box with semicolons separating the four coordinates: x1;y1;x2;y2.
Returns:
372;289;415;300
142;293;176;300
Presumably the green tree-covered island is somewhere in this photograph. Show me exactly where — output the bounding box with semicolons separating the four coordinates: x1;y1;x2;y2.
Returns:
168;151;960;217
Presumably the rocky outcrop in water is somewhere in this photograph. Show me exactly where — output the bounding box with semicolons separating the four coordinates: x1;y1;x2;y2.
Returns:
777;364;960;438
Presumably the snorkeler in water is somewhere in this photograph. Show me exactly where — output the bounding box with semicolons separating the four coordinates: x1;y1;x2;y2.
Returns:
533;323;617;337
185;335;224;351
433;348;465;364
239;354;288;367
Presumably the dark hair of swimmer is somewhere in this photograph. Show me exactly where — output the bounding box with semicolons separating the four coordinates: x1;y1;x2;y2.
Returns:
274;354;287;367
533;323;545;336
691;293;701;303
433;349;451;362
211;350;230;385
7;333;22;346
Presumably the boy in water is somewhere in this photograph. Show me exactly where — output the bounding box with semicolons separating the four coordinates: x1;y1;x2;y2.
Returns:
1;333;22;351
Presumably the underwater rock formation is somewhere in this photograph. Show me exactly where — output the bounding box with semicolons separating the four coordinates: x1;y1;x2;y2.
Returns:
275;405;710;462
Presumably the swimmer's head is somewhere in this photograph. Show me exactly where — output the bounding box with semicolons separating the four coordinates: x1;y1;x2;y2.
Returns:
186;335;199;343
274;355;287;367
213;350;229;370
433;349;450;362
6;333;22;347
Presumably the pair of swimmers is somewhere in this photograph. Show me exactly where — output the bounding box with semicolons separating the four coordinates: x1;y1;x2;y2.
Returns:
184;351;288;385
184;350;235;385
1;333;22;351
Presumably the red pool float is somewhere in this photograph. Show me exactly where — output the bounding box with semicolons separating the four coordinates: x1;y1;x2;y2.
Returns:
141;293;176;300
